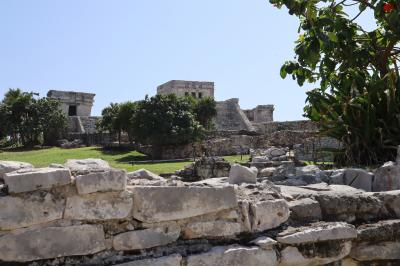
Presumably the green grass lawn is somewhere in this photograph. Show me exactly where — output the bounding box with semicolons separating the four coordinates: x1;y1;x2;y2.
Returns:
0;146;249;174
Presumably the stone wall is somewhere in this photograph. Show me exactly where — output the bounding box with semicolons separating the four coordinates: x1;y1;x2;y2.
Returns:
2;159;400;265
157;80;214;99
244;105;274;123
215;98;255;132
47;90;95;117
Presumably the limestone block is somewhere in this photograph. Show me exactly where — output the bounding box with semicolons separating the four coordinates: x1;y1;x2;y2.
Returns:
64;192;133;220
279;242;352;266
373;161;400;191
65;158;111;175
375;190;400;218
276;222;357;244
183;221;242;239
259;167;276;178
350;241;400;261
288;198;322;222
356;219;400;242
295;165;320;176
76;169;126;194
228;164;257;185
131;186;238;223
115;254;182;266
186;245;278;266
342;168;373;192
250;199;290;232
113;224;180;251
4;167;71;193
0;193;64;230
0;224;106;262
127;169;166;181
0;160;33;180
250;236;277;250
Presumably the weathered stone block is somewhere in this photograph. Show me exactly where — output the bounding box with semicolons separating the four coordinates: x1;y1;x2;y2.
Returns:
4;167;71;193
350;241;400;261
115;254;182;266
127;169;166;181
342;168;373;192
288;198;322;222
0;224;106;262
373;161;400;191
250;199;290;232
228;164;257;185
0;193;64;230
183;221;242;239
76;169;126;194
250;236;277;250
0;160;33;180
65;158;111;175
131;186;238;222
64;192;133;220
186;245;277;266
277;222;357;244
113;224;180;251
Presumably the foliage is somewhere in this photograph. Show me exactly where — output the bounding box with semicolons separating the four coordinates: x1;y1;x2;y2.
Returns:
96;103;122;142
271;0;400;165
0;89;67;147
192;96;217;130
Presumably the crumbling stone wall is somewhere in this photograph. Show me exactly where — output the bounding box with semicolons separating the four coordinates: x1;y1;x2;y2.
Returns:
1;159;400;265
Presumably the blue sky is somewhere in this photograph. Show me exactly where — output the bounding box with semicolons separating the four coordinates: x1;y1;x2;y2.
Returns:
0;1;375;120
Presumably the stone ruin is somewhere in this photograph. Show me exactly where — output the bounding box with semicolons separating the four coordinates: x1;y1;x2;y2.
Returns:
2;154;400;265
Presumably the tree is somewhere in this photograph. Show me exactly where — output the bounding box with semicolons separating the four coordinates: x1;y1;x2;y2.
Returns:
96;103;122;144
117;101;137;143
193;96;217;130
271;0;400;165
37;98;67;146
131;94;205;157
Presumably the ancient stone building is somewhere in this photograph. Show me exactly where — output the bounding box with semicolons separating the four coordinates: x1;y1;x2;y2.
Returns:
47;90;95;117
244;105;274;123
157;80;214;99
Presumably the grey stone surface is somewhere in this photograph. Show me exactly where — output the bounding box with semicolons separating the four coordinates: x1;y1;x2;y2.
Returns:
183;221;242;239
115;254;182;266
76;169;126;194
356;219;400;242
373;161;400;191
64;192;133;220
342;168;373;191
279;242;352;266
288;198;322;222
295;165;320;176
65;158;111;175
277;222;357;244
4;167;71;193
350;241;400;261
0;160;33;180
0;224;105;262
113;224;180;251
250;199;290;232
0;193;64;230
374;190;400;218
228;164;257;185
186;245;278;266
250;236;277;250
130;186;238;222
127;169;166;181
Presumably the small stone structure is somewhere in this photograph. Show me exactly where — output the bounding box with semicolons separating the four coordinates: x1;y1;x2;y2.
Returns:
2;158;400;265
47;90;95;117
244;105;274;123
157;80;214;99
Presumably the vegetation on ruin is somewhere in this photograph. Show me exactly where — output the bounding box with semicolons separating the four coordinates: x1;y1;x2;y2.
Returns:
272;0;400;165
0;146;249;174
0;89;67;147
97;94;217;157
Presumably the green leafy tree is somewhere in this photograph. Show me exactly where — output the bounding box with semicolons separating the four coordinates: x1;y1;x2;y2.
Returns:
96;103;122;143
37;98;67;146
131;94;205;158
193;96;217;130
271;0;400;165
117;101;137;143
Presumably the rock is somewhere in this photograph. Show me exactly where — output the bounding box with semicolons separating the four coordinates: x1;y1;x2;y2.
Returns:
0;193;64;230
0;224;106;262
115;254;182;266
342;168;373;191
328;169;346;184
277;222;357;244
279;242;352;266
350;241;400;261
76;169;126;194
373;161;400;191
48;163;65;168
4;167;71;193
186;245;278;266
183;221;242;239
250;237;277;250
295;165;320;176
356;219;400;242
288;198;322;222
374;190;400;218
314;190;381;222
252;156;270;163
273;162;295;177
65;158;111;175
64;192;133;220
130;186;238;223
113;224;180;251
127;169;166;181
259;167;276;178
265;147;287;158
250;199;290;232
228;164;257;185
0;160;33;180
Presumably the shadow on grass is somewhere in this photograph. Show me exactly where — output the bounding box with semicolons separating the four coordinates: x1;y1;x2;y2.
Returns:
0;146;53;152
114;154;152;163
